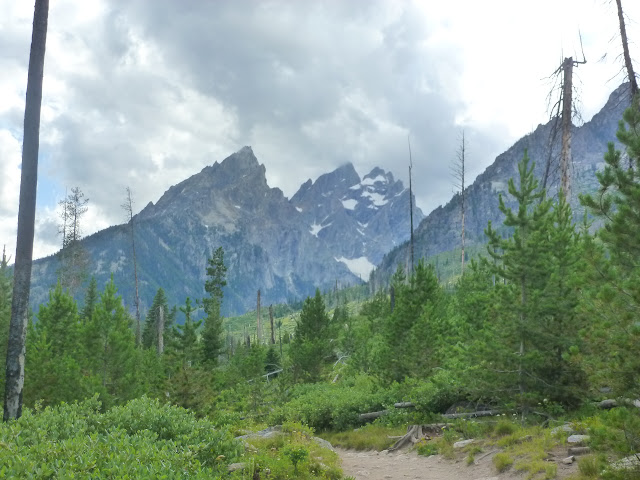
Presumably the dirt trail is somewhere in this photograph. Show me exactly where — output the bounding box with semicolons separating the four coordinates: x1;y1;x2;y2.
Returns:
336;448;502;480
336;447;578;480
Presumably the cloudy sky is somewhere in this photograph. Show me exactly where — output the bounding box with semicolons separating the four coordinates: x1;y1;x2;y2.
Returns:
0;0;638;260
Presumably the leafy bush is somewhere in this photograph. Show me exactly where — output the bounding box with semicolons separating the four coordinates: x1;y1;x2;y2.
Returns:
416;440;439;456
493;452;514;472
0;396;241;478
271;376;396;431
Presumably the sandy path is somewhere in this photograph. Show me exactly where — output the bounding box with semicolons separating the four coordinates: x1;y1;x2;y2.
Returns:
336;447;579;480
336;448;502;480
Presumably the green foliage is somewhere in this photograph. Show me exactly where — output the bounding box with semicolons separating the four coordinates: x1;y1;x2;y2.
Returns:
320;424;405;451
480;152;587;408
202;246;227;365
0;246;13;400
271;376;394;431
416;440;439;456
291;289;332;382
0;396;240;478
493;452;514;472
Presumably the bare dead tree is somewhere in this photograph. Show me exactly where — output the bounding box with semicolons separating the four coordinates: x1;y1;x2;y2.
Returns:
615;0;638;97
543;44;586;199
122;187;141;345
269;304;275;345
451;131;467;275
157;305;164;355
407;135;415;275
256;289;262;345
4;0;49;422
57;187;90;294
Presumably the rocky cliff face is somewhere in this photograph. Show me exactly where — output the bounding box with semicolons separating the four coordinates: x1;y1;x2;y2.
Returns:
291;163;423;279
369;84;632;289
30;147;417;315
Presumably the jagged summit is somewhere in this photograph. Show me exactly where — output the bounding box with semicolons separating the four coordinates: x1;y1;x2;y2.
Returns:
291;163;423;278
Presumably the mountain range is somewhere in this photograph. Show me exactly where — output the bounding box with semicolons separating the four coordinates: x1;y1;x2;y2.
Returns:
29;83;632;316
369;83;633;289
30;147;421;315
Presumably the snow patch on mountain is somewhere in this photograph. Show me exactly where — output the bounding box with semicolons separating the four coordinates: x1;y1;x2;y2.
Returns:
335;256;375;279
361;175;387;186
342;199;358;210
362;191;388;206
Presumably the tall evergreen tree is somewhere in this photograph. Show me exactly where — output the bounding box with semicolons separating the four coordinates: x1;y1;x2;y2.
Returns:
580;96;640;396
81;276;137;407
81;276;98;323
483;152;586;407
201;247;227;366
291;289;331;382
171;297;202;366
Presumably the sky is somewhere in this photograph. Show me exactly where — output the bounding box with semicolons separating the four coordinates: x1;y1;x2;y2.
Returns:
0;0;638;261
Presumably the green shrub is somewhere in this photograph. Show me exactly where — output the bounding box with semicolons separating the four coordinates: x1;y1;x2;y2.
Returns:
0;396;241;478
493;452;514;472
271;376;395;431
494;418;517;437
417;441;439;456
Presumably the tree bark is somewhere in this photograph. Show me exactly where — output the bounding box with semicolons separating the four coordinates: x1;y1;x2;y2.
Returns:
269;304;275;344
4;0;49;422
157;306;164;355
561;57;573;199
256;289;261;344
616;0;638;98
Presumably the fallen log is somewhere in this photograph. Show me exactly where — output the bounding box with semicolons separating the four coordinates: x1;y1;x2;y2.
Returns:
358;410;388;421
394;402;415;409
442;410;500;419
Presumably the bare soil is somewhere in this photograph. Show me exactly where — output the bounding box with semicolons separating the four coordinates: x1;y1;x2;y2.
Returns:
336;446;579;480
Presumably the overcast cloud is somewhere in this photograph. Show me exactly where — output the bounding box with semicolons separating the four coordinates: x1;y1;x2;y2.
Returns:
0;0;638;259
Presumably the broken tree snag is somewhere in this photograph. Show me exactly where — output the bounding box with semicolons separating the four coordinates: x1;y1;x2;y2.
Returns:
389;425;429;452
560;56;575;198
442;410;500;419
359;410;389;421
616;0;638;98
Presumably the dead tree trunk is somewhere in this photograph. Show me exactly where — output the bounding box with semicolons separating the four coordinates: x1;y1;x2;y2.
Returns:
452;131;467;274
269;304;275;344
616;0;638;98
157;306;164;355
408;135;415;275
4;0;49;422
122;187;141;346
560;57;574;199
256;289;262;345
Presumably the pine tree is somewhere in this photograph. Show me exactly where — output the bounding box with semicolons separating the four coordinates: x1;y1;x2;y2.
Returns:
483;152;586;407
580;96;640;396
171;297;202;366
81;276;137;407
201;247;227;366
291;289;331;382
81;276;98;323
35;282;80;357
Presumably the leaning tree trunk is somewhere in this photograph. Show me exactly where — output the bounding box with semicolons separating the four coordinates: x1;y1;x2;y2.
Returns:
4;0;49;422
616;0;638;98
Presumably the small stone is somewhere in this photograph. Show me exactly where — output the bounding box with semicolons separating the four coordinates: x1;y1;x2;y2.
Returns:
551;424;574;435
454;439;475;448
562;456;575;465
567;434;590;445
227;463;246;472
